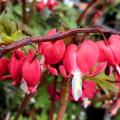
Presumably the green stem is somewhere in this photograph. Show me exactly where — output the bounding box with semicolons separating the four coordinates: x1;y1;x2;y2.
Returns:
14;94;33;120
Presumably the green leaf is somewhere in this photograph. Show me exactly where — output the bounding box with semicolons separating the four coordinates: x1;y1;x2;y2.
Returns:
96;72;115;82
13;3;22;17
97;79;118;97
35;87;50;109
11;30;23;41
86;72;117;96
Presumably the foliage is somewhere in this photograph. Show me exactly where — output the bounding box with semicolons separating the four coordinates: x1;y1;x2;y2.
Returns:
0;0;120;120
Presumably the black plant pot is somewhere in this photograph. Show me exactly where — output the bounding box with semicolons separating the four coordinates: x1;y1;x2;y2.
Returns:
86;106;106;120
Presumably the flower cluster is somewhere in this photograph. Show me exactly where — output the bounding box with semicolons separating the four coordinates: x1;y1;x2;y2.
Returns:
36;0;59;12
0;29;120;110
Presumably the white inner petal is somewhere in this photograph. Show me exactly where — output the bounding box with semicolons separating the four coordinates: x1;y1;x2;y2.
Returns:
20;79;30;94
72;70;83;101
83;98;91;108
116;65;120;75
43;0;48;4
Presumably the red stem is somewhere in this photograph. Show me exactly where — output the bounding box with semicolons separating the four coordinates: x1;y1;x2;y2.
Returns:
77;0;99;24
49;77;58;120
21;0;27;24
0;27;120;57
0;75;12;81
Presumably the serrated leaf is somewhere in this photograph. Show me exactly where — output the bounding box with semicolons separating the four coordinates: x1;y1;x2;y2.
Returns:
97;79;118;97
13;3;22;16
96;72;115;82
11;30;23;41
87;72;117;96
0;33;12;44
0;14;17;36
98;81;110;96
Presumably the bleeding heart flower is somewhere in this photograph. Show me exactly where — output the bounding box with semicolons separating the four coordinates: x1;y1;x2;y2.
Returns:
60;41;106;101
110;99;120;116
38;29;65;65
21;49;42;94
47;0;59;10
69;80;96;104
59;44;83;101
38;29;65;76
97;35;120;74
36;1;46;11
9;50;24;86
82;80;96;99
36;0;59;12
81;80;96;108
0;57;9;77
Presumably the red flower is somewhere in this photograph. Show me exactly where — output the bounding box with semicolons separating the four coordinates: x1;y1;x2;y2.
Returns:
0;57;9;77
47;0;59;10
60;41;106;101
9;50;24;86
36;1;46;11
97;35;120;74
76;40;99;75
38;29;65;76
38;29;65;65
36;0;59;11
22;50;42;94
82;80;96;99
69;80;96;102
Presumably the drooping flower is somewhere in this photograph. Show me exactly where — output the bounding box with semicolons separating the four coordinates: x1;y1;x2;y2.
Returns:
38;29;65;65
36;0;59;11
69;80;96;98
76;40;99;75
59;44;83;101
9;50;24;85
38;29;65;76
0;57;9;77
60;41;106;101
36;1;46;11
21;49;42;94
47;0;59;10
97;35;120;74
82;80;96;99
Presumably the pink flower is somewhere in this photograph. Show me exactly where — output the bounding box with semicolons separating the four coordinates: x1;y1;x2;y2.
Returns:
47;0;59;10
38;29;65;76
82;80;96;99
38;29;65;65
76;40;99;75
9;50;24;86
60;41;106;101
97;35;120;74
22;50;42;94
0;57;9;77
36;1;46;11
36;0;59;11
69;80;96;100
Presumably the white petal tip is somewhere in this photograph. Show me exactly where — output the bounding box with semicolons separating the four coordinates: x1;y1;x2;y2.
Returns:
83;98;91;108
20;79;30;94
72;70;83;101
116;65;120;75
74;96;80;101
